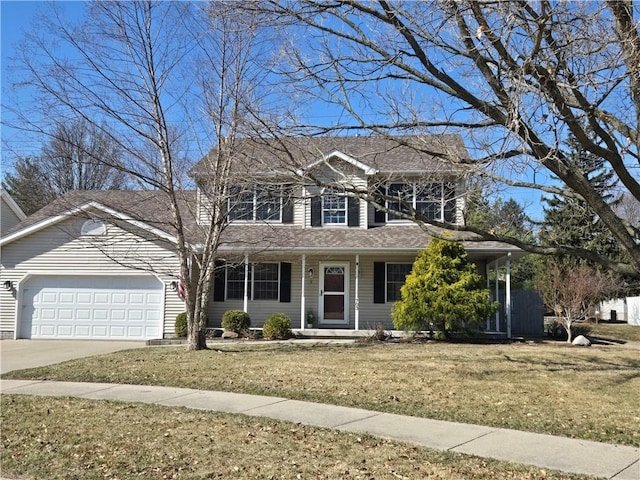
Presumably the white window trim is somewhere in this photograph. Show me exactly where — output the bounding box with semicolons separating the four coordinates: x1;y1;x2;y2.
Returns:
229;186;284;223
225;262;280;301
387;181;447;223
321;190;348;226
385;262;413;303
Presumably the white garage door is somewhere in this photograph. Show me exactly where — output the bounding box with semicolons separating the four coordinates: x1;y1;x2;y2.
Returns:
20;276;163;340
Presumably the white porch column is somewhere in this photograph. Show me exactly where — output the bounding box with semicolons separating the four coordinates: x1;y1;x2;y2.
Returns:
494;259;500;331
243;255;249;313
506;253;512;339
354;254;360;331
301;254;306;330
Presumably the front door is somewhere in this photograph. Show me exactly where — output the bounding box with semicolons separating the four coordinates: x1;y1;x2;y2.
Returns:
319;263;349;325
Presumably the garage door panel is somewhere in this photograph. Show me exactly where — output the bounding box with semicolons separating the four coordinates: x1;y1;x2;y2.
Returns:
94;293;110;304
41;292;57;304
21;276;164;340
92;326;108;337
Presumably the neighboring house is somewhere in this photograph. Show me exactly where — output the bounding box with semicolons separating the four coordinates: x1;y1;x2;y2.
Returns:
1;190;27;236
599;297;640;325
0;135;541;340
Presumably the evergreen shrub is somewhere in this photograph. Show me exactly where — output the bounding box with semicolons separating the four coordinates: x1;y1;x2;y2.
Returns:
175;312;188;337
392;238;498;338
222;310;251;334
262;313;292;340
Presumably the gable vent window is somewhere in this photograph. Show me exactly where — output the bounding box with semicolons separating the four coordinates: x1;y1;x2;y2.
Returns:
81;219;107;235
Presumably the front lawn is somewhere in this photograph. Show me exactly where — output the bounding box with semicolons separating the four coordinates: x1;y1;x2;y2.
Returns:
0;395;593;480
4;342;638;447
587;322;640;343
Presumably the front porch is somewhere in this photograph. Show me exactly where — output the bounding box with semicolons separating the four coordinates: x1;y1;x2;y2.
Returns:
207;248;529;338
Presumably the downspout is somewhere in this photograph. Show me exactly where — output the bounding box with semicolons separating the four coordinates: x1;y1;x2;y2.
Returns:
355;254;360;331
243;255;249;314
494;259;500;332
486;262;490;331
301;254;306;330
506;253;512;339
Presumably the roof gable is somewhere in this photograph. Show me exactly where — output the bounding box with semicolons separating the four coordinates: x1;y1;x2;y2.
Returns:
191;134;469;179
298;150;378;176
0;191;198;247
1;190;27;221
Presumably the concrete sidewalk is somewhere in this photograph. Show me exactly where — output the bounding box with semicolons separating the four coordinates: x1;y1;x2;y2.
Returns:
1;379;638;479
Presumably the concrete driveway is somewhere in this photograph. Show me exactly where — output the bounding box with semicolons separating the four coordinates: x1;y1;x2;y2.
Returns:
0;340;145;374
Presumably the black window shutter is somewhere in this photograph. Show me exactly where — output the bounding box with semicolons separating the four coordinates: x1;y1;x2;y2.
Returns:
213;260;226;302
348;197;360;227
374;185;386;223
311;197;322;227
282;196;294;223
280;262;292;302
373;262;386;304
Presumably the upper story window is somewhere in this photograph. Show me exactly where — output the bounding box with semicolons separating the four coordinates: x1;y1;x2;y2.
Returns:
322;192;347;225
228;186;283;222
387;182;455;222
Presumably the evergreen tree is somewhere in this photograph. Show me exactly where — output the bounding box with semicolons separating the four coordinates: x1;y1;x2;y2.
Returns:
465;192;537;289
2;158;51;215
392;238;498;337
539;142;621;266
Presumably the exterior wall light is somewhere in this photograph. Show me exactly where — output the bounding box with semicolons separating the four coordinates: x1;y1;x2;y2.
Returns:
170;281;179;291
3;280;13;291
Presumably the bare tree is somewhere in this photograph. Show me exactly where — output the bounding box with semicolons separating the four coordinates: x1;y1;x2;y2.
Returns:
536;264;617;342
257;0;640;278
7;1;280;350
616;192;640;239
3;119;128;214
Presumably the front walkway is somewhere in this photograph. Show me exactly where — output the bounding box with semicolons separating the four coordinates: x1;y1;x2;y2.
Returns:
1;379;638;479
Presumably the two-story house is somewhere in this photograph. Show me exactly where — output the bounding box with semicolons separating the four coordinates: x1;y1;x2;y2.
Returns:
194;135;531;334
0;135;540;341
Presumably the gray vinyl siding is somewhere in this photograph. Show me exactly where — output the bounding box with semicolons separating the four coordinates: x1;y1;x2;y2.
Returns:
197;187;212;225
207;257;304;328
206;253;419;331
0;216;183;338
1;198;23;235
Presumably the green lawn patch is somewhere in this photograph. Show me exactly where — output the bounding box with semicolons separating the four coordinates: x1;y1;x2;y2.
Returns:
3;342;639;446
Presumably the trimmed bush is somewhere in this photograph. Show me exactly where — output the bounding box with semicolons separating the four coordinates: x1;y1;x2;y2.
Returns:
222;310;251;334
175;312;188;337
262;313;292;340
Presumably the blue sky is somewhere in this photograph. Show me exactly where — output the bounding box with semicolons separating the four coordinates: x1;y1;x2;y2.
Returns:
0;1;547;220
1;1;86;168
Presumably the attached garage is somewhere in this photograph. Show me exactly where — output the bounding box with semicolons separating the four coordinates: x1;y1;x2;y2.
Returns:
19;276;164;340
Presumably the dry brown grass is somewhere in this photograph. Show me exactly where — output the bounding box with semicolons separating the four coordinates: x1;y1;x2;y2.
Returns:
4;342;639;446
1;395;593;480
587;322;640;343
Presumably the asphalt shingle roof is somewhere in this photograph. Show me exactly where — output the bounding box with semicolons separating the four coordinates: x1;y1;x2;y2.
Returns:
190;134;469;178
3;190;521;259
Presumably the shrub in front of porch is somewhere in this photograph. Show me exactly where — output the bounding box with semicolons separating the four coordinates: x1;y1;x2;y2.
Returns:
175;312;188;337
222;310;251;336
262;313;293;340
392;238;498;338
